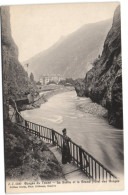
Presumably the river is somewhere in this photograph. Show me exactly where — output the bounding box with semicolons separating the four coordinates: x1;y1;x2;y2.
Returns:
22;90;124;176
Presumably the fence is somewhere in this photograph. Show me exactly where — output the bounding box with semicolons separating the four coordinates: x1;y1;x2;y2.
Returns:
9;99;118;182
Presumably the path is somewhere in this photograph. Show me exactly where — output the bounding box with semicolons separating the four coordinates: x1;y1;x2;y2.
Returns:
47;143;88;181
9;101;118;182
8;104;89;181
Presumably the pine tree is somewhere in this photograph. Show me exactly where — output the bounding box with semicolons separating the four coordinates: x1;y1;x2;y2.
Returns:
30;73;34;82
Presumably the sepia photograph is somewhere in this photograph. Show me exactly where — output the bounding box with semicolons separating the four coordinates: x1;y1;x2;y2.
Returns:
0;1;124;193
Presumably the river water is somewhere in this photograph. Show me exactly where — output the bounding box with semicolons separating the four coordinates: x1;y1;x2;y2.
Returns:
22;91;124;176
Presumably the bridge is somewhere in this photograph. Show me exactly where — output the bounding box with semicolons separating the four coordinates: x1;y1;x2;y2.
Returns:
8;99;118;182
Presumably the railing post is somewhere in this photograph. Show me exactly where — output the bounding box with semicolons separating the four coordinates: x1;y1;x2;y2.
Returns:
38;132;40;138
79;146;83;169
25;120;28;129
52;130;56;145
15;111;18;123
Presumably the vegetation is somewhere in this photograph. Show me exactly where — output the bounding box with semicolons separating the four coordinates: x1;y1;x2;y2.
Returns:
92;57;100;67
30;72;34;82
47;80;57;85
36;81;42;85
4;120;64;181
59;78;75;86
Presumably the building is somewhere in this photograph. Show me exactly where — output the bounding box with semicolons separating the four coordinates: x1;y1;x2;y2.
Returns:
39;74;64;85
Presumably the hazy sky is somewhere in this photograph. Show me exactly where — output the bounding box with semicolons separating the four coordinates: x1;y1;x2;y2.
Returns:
10;2;119;62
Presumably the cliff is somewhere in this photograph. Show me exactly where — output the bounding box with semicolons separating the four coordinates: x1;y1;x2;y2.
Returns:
1;7;38;119
24;19;112;80
75;6;123;129
1;7;63;182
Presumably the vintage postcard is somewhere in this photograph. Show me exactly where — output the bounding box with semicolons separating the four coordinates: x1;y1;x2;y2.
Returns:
1;2;124;193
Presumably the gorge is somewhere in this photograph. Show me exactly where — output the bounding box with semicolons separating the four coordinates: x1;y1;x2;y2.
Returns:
1;3;123;184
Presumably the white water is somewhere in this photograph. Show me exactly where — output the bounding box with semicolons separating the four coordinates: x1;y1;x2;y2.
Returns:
22;91;124;176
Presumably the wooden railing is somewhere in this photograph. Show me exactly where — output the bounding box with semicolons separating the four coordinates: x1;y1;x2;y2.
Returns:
9;99;118;182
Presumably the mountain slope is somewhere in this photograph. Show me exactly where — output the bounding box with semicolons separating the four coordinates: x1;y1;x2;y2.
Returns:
75;6;122;128
24;19;112;80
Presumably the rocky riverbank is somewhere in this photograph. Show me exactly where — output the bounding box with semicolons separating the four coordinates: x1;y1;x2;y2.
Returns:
76;97;108;118
19;86;74;111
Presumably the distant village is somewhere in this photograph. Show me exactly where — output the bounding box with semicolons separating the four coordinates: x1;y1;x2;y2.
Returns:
39;74;64;85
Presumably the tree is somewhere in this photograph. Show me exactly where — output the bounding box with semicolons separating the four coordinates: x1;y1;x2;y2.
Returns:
36;81;41;85
58;78;75;86
92;58;99;67
30;73;34;82
47;81;57;85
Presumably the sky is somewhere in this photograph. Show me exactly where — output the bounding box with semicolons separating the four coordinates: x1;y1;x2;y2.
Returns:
10;2;119;62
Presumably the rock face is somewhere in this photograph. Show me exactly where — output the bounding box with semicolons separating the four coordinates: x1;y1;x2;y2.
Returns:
2;7;63;182
1;7;38;119
75;6;123;129
24;19;112;80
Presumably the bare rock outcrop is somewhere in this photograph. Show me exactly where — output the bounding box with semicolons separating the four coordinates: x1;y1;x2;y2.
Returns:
75;6;123;128
1;7;38;119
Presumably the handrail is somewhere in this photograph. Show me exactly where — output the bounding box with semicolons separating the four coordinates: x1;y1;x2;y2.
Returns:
19;118;117;178
9;99;118;182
